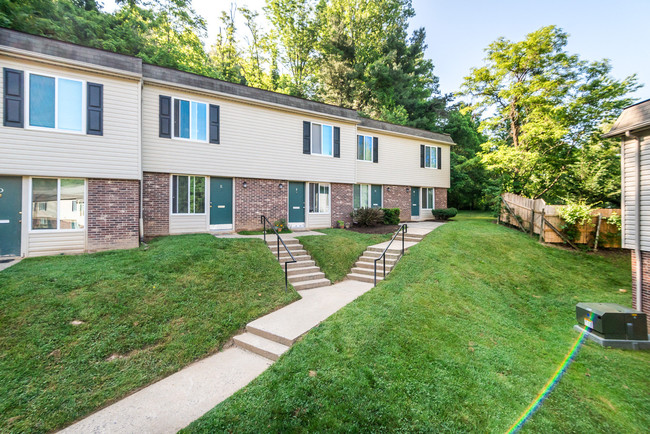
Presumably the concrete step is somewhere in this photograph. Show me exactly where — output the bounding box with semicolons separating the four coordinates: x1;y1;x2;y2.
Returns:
357;255;398;265
367;245;406;254
285;260;315;268
278;254;311;263
355;261;394;271
361;250;402;260
266;238;300;246
292;278;331;291
286;265;321;276
404;236;424;242
347;273;383;283
287;271;325;282
233;332;290;361
351;266;392;277
268;248;307;256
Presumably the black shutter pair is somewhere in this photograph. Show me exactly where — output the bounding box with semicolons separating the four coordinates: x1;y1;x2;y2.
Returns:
303;121;341;158
3;68;103;135
420;145;442;169
159;95;220;143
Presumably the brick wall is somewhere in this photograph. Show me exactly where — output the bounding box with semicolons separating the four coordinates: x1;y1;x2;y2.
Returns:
435;188;448;210
143;172;169;238
630;250;650;328
87;179;140;252
235;177;288;230
383;185;411;221
331;183;353;227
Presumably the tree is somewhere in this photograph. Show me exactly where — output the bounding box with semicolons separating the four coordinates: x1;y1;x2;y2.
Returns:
210;5;246;84
460;25;640;203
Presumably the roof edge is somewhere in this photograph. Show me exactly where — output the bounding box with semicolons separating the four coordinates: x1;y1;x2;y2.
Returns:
358;117;455;144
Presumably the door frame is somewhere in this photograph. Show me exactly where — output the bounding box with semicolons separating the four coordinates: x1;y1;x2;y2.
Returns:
411;186;420;218
209;176;234;230
287;181;306;227
0;175;23;257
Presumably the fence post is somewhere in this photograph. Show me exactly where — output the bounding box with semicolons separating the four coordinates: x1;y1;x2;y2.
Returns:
530;210;535;236
539;209;545;243
594;214;602;252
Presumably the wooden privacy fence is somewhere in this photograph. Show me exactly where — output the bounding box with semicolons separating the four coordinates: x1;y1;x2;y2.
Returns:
498;193;621;249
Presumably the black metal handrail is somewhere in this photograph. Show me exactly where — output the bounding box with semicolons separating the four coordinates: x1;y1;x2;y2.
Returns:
374;223;407;286
261;215;296;291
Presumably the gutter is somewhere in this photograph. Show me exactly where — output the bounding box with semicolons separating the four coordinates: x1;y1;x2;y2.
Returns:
627;130;643;311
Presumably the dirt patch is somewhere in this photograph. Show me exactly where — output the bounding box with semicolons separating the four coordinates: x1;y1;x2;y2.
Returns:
347;224;399;234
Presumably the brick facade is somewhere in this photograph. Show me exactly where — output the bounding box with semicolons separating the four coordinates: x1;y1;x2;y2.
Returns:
235;177;288;230
143;172;169;239
435;188;448;210
630;250;650;328
383;185;411;221
87;179;140;252
331;183;354;227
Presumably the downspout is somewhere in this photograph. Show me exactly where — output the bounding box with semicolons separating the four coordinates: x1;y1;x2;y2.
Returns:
627;131;642;311
138;78;144;244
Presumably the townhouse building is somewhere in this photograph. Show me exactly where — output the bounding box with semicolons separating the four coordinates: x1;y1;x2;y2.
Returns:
0;28;453;258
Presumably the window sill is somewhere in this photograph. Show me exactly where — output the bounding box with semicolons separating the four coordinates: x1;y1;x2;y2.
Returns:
29;228;85;233
25;126;86;135
171;213;207;216
308;211;331;215
309;153;334;158
172;137;209;144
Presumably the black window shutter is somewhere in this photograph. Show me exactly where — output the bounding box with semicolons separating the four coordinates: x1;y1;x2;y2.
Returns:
373;137;379;163
3;68;23;128
159;95;171;138
86;82;103;135
437;147;442;169
420;145;425;168
209;104;220;144
333;126;340;158
303;121;311;154
173;98;180;137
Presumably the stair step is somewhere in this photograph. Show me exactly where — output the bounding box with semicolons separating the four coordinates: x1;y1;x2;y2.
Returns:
288;271;325;282
292;278;331;291
266;239;299;246
285;260;315;268
404;236;423;242
355;261;394;271
286;265;321;276
358;255;398;265
347;273;383;283
278;254;311;263
367;246;406;254
268;248;307;256
361;250;402;260
233;332;290;361
351;266;391;277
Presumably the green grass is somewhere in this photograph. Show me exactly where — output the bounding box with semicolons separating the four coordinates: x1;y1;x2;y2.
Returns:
185;213;650;433
0;234;299;433
298;229;393;282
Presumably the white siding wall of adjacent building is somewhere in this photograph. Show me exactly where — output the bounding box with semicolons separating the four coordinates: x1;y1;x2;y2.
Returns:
0;55;141;180
142;84;357;184
622;130;650;251
169;214;209;234
355;128;451;188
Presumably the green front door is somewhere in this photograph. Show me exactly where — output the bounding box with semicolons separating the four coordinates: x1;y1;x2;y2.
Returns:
288;182;305;223
0;176;22;256
210;177;232;225
371;185;382;208
411;187;420;217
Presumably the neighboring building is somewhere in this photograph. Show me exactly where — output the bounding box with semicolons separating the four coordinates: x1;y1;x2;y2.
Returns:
0;28;453;258
604;98;650;326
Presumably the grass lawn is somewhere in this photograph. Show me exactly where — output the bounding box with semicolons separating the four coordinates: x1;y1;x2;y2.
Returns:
185;213;650;433
298;229;393;282
0;234;299;433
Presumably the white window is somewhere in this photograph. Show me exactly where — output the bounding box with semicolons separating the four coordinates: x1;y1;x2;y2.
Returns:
27;73;84;132
173;98;208;141
421;187;435;209
353;184;383;209
172;175;206;214
309;183;330;213
424;145;440;169
31;178;85;230
311;123;333;156
357;135;373;161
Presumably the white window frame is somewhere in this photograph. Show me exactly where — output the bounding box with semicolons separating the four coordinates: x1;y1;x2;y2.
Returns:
357;135;373;162
170;174;207;215
308;182;331;214
25;72;87;135
171;96;209;143
353;184;382;209
29;177;87;232
310;122;334;157
421;187;435;210
424;145;440;169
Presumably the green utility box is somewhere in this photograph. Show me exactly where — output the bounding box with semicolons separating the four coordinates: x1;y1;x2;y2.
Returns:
576;303;648;340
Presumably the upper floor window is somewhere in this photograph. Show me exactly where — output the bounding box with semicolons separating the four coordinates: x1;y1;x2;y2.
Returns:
309;182;330;213
421;187;435;209
357;135;373;161
31;178;85;230
422;145;441;169
28;73;84;132
172;175;206;214
174;98;207;141
311;123;333;156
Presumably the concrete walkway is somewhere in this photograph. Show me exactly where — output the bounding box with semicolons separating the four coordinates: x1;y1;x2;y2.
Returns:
0;256;21;272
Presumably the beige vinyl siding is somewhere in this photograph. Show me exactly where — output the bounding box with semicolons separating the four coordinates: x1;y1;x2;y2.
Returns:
355;128;450;188
306;212;331;229
142;84;356;184
0;55;141;180
622;131;650;251
27;230;85;256
169;214;209;234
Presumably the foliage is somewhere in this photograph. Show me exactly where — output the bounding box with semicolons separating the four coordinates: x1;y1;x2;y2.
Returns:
460;25;640;204
0;234;298;432
273;218;289;233
185;213;645;433
381;207;401;225
431;207;458;220
558;201;595;242
606;211;622;231
336;220;345;229
351;207;385;227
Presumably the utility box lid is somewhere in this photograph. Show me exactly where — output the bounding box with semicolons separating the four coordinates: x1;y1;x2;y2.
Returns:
576;303;648;341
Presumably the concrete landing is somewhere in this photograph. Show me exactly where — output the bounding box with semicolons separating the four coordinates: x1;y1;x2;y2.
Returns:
0;257;21;272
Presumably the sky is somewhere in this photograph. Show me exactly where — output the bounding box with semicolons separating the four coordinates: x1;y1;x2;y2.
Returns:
104;0;649;102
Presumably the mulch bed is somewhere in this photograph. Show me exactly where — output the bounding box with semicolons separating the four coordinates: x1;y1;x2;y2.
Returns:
347;224;400;234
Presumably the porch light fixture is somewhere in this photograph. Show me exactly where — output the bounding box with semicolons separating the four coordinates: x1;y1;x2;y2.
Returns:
243;181;248;188
387;186;391;192
279;183;284;189
406;187;410;192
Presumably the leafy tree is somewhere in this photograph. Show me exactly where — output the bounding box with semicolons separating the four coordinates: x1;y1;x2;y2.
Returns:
210;5;246;84
460;25;640;202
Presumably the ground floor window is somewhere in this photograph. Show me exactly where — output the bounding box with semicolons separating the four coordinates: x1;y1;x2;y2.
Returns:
172;175;206;214
421;187;435;209
309;182;330;213
353;184;371;209
31;178;85;230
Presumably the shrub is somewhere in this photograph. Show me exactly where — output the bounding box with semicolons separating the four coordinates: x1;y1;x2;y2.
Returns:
557;201;595;242
431;208;458;220
273;218;289;233
337;220;345;229
606;212;622;231
351;207;385;227
382;208;401;225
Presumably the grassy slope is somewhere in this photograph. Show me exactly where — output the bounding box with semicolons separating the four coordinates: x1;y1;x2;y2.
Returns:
298;229;393;282
0;235;299;433
186;214;650;433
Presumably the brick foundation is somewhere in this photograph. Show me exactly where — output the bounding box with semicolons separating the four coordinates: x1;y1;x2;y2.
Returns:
143;172;170;239
435;188;448;209
87;179;140;252
331;183;354;227
235;177;288;230
630;250;650;329
383;185;411;221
